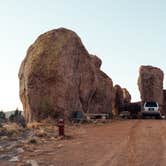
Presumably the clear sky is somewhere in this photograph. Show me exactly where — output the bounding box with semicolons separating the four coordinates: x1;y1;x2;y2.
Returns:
0;0;166;111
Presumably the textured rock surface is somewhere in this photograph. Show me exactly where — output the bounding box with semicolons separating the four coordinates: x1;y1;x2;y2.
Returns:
88;56;114;114
19;28;114;122
163;90;166;115
122;88;131;104
112;85;131;115
138;65;164;111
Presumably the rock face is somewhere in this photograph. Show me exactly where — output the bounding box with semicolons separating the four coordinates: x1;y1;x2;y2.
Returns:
163;90;166;115
19;28;114;122
122;88;131;104
138;65;164;111
88;58;114;114
112;85;131;115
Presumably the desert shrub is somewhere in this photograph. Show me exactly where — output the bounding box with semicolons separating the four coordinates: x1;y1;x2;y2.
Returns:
0;111;6;119
0;111;7;124
27;122;42;129
35;129;47;137
28;137;38;144
2;123;24;137
9;114;14;122
9;109;26;128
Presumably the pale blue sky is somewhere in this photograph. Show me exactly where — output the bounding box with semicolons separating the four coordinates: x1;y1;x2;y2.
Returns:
0;0;166;111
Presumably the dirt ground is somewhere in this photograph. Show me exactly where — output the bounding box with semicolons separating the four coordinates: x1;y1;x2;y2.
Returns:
2;119;166;166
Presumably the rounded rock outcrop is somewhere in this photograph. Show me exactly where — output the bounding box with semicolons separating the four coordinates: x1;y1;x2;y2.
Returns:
19;28;114;122
138;65;164;111
112;85;131;116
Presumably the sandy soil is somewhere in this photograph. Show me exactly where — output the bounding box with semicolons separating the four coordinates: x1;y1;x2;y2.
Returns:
15;120;166;166
1;120;166;166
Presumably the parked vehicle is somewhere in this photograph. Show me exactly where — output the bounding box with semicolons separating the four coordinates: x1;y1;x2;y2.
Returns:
142;101;161;119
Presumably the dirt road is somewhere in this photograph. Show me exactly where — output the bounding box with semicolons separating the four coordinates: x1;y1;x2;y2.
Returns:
20;120;166;166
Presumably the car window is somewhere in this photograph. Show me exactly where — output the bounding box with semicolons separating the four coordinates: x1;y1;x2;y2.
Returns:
145;102;157;107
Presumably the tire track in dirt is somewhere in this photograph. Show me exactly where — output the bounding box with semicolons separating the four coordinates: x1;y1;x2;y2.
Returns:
159;120;166;166
94;139;129;166
127;120;164;166
141;120;163;166
94;120;139;166
126;120;140;166
94;120;165;166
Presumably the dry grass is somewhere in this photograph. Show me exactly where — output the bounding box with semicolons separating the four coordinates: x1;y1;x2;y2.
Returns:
1;123;24;137
27;122;43;129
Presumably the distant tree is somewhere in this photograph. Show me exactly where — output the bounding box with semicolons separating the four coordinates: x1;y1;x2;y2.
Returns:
0;110;7;124
0;111;6;119
9;114;14;122
14;108;19;116
9;108;26;128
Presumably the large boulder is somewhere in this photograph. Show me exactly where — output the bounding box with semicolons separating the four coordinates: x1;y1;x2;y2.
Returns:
19;28;114;122
138;65;164;111
112;85;131;116
122;88;131;104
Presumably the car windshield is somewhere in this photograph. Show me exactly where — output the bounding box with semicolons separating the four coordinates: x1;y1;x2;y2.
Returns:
145;102;157;107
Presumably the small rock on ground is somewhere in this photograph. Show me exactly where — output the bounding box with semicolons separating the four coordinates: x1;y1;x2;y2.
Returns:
26;159;39;166
9;156;19;162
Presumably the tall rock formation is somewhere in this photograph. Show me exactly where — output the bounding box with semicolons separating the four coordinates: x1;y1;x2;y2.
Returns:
112;85;131;115
138;65;164;111
19;28;115;122
122;88;131;104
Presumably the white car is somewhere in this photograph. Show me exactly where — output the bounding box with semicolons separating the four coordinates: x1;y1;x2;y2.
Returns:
142;101;161;118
